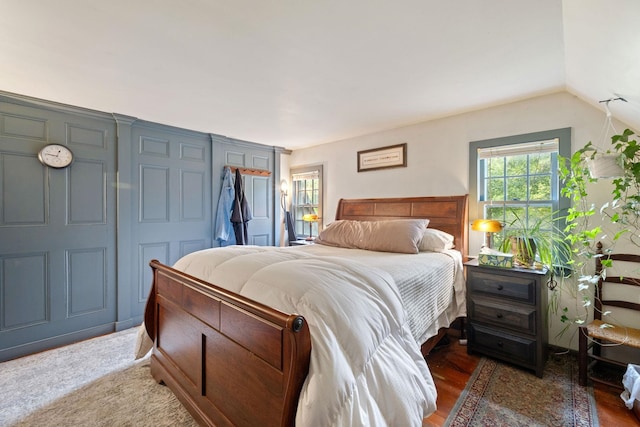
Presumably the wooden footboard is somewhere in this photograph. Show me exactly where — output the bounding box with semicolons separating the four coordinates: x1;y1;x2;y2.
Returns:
145;260;311;427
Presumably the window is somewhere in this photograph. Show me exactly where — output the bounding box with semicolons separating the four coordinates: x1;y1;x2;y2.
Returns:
290;165;323;239
470;128;571;250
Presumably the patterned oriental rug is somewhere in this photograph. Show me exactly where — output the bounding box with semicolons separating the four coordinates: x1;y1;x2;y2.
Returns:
444;354;600;427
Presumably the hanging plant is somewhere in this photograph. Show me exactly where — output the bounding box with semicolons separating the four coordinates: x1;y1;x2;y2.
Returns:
556;128;639;337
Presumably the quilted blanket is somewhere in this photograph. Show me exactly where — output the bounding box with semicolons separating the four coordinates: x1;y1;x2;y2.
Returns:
172;245;438;426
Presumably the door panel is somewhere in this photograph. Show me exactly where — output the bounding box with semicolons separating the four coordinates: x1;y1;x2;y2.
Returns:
215;142;275;246
0;101;116;360
130;124;212;318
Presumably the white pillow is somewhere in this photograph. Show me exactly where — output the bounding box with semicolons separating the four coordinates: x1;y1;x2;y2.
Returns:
419;228;455;252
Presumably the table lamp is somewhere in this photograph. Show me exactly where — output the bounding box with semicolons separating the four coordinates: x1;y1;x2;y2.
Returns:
471;219;503;249
302;214;318;241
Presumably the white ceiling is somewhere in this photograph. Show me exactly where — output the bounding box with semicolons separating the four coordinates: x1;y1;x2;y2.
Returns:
1;0;639;149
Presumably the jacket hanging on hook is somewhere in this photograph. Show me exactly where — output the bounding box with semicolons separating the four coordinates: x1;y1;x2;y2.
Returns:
214;167;236;246
231;168;253;245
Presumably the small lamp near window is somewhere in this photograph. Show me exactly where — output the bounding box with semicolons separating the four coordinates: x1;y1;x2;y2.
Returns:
471;219;502;249
302;214;318;241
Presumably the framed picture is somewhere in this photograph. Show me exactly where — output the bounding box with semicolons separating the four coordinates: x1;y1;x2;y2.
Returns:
357;143;407;172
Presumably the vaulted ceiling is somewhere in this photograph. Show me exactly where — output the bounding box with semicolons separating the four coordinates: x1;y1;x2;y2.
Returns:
1;0;638;149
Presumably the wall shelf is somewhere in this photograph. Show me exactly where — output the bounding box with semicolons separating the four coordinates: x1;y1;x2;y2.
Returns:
226;165;272;177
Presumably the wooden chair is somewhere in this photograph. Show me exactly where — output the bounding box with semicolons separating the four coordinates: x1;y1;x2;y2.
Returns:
578;242;640;388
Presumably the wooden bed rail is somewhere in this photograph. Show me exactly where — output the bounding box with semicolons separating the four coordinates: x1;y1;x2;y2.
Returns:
145;260;311;427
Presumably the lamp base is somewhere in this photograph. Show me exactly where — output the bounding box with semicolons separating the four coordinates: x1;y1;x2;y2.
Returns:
484;232;492;249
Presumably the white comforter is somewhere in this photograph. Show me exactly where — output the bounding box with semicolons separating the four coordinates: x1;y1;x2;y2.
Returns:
172;245;439;426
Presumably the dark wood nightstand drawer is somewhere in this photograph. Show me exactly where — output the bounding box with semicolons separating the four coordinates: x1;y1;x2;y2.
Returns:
465;259;548;377
468;297;536;334
468;323;537;367
467;269;536;304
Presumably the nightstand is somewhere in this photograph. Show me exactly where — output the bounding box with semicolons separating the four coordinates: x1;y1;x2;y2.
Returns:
465;259;549;377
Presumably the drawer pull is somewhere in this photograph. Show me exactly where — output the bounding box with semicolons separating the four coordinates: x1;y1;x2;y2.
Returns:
496;313;504;319
497;284;504;291
496;341;504;347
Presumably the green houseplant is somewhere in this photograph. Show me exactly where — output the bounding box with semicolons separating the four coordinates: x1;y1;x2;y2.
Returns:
498;209;572;290
557;128;640;332
496;209;573;336
559;128;640;272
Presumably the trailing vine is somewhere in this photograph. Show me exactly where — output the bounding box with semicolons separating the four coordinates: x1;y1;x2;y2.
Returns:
556;128;639;336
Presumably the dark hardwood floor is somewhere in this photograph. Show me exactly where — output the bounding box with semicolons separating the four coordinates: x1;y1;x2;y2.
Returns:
422;333;639;426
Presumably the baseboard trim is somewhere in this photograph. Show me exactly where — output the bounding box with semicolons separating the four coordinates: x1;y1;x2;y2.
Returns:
0;323;116;362
115;317;141;331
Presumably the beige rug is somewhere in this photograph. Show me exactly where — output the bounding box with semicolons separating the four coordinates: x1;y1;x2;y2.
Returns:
0;328;197;426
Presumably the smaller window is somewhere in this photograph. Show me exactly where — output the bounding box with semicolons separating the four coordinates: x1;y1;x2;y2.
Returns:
291;165;323;239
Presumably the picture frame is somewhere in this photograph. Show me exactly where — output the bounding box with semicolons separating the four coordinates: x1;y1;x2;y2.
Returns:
357;143;407;172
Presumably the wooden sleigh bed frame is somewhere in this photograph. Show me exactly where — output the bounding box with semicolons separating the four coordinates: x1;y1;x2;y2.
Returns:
144;195;469;426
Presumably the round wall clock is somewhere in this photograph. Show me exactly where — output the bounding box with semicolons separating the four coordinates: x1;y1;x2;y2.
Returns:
37;144;74;168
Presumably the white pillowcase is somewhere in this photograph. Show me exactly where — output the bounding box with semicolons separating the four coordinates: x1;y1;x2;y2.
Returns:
419;228;455;252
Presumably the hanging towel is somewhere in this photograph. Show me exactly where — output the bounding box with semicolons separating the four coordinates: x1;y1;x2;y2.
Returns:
231;168;253;245
214;167;236;246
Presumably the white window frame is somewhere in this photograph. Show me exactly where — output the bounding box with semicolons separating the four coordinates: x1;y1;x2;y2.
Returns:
290;164;323;239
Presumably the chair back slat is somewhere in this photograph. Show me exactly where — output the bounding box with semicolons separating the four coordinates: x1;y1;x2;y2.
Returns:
599;300;640;312
594;242;640;321
599;276;640;287
580;243;640;387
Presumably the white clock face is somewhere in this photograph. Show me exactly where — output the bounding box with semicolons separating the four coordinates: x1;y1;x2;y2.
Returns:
38;144;74;168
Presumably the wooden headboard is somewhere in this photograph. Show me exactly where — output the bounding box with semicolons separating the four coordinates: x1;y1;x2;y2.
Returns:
335;195;469;257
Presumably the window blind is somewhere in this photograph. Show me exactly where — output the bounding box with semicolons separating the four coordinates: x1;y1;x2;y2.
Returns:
292;170;319;181
477;138;559;159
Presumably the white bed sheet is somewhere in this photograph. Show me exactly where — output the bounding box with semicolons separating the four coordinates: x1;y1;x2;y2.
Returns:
292;244;466;345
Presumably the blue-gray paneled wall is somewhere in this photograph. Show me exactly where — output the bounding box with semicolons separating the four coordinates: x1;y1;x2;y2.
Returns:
0;98;117;359
128;121;213;319
0;93;282;361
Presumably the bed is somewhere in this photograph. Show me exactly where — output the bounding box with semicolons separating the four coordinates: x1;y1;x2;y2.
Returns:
142;195;468;426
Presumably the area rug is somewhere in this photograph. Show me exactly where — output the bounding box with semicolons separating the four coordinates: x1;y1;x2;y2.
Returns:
444;354;600;427
0;328;197;427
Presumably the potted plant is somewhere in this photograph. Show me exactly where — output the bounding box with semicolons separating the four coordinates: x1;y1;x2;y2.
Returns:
557;128;639;332
587;152;624;179
560;129;640;270
498;209;572;289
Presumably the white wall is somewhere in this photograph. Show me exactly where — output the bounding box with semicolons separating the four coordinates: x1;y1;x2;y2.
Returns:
279;151;292;246
290;90;636;349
